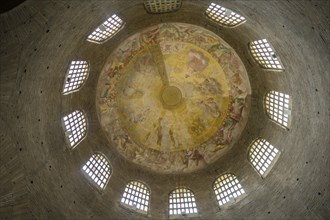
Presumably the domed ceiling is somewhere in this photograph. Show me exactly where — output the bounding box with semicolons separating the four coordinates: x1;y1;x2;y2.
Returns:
97;23;251;173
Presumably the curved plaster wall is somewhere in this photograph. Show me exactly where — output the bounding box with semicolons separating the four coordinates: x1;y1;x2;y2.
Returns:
0;0;329;219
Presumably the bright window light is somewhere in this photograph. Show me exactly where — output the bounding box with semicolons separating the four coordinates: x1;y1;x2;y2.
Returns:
62;110;87;149
169;188;198;216
265;91;291;128
82;153;112;190
249;39;284;70
62;61;89;95
249;138;280;177
87;14;124;44
213;174;245;207
205;3;246;27
121;181;150;214
144;0;182;13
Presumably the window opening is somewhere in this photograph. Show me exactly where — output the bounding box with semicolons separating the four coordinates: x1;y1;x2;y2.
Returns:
213;173;245;207
169;188;198;217
205;3;246;27
62;110;87;149
144;0;182;13
87;14;124;44
249;39;284;70
248;138;281;177
265;91;291;128
62;61;89;95
82;153;112;190
121;181;150;214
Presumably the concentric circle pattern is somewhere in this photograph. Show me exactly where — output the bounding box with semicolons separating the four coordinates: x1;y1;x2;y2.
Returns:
97;23;251;173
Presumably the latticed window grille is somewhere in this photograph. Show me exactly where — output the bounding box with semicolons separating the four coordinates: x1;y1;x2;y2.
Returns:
265;91;291;128
213;173;245;207
82;153;112;190
63;61;89;95
169;188;198;216
248;138;280;177
121;181;150;214
87;14;124;44
62;110;87;149
205;3;246;27
249;39;284;70
144;0;182;13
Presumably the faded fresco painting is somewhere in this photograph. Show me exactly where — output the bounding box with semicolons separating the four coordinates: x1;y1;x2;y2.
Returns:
96;23;251;173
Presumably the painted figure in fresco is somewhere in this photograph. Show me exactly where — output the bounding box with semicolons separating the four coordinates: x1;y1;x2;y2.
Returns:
190;149;205;166
230;98;245;122
105;62;124;79
140;27;159;45
182;149;206;169
199;78;223;95
214;119;236;146
200;97;221;118
159;23;181;41
183;150;191;168
213;97;245;146
208;44;229;59
114;135;136;160
186;49;209;76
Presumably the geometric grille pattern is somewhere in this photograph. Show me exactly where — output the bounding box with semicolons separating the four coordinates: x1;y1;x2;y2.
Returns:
169;188;198;216
249;39;284;70
213;174;245;207
121;181;150;214
62;110;87;149
205;3;246;27
82;153;111;190
62;61;89;95
248;138;280;177
87;14;124;44
144;0;182;14
265;91;291;128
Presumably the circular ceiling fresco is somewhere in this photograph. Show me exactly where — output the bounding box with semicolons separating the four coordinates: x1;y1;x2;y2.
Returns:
96;23;251;173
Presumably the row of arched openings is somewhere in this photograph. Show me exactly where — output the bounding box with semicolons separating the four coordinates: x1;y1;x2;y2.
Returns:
60;0;292;217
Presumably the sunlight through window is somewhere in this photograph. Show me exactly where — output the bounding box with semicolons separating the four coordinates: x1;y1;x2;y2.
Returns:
82;153;111;190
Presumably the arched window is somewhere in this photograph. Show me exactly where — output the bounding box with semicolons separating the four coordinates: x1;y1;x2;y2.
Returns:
62;110;87;149
87;14;124;44
265;90;291;129
144;0;182;14
248;138;281;177
62;61;89;95
248;39;284;70
169;187;198;217
205;3;246;27
82;153;112;190
213;173;245;207
121;181;150;214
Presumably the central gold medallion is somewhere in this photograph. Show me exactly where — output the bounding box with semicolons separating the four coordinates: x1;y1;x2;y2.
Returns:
161;86;182;107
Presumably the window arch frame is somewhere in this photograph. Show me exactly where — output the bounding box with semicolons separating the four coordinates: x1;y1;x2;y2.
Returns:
61;109;88;150
247;138;281;178
213;173;246;208
168;187;198;218
205;2;247;28
86;14;125;44
120;180;151;215
248;38;285;71
62;60;90;95
264;90;292;129
143;0;182;14
81;152;112;192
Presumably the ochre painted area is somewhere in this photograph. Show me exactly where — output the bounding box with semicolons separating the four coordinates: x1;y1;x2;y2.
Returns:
117;42;230;152
97;23;251;173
